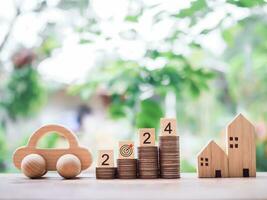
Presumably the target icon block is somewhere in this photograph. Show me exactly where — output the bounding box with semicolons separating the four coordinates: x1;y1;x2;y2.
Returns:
119;141;134;159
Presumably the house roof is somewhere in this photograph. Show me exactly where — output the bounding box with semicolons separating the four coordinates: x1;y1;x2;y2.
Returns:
227;113;254;130
197;140;226;158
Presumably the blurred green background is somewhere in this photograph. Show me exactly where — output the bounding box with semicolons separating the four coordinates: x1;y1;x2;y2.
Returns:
0;0;267;173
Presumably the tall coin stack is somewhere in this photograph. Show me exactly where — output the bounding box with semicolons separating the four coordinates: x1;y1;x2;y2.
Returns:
159;118;180;179
96;150;117;179
117;141;137;179
138;146;159;179
137;128;158;179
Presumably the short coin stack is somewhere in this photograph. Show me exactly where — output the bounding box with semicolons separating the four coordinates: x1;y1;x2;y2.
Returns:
159;136;180;179
96;167;117;179
96;150;116;179
138;146;159;179
117;159;137;179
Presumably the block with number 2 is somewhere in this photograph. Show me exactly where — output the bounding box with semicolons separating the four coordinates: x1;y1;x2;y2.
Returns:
138;128;155;146
160;118;177;136
98;150;114;168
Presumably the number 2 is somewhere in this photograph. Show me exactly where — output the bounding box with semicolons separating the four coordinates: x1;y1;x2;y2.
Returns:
164;122;172;134
143;132;151;144
101;154;109;166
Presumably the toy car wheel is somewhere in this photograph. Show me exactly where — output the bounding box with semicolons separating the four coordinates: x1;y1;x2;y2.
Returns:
21;154;46;179
56;154;81;179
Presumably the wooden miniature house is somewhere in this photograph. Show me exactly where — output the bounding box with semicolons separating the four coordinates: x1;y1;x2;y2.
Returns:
226;114;256;177
197;140;228;178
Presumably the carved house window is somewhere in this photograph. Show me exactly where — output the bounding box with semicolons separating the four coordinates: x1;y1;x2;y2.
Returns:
229;137;239;149
200;157;209;167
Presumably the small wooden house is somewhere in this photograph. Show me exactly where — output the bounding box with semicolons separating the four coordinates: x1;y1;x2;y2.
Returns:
226;114;256;177
197;140;228;178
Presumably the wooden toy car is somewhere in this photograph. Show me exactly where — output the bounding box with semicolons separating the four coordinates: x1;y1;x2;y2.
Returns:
13;124;93;179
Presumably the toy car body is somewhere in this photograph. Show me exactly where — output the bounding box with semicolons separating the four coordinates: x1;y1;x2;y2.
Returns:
13;124;92;171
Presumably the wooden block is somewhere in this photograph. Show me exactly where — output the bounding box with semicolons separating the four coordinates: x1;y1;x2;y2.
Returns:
97;150;114;168
197;140;228;178
226;113;256;177
13;124;93;178
138;128;155;146
160;118;177;136
118;141;134;159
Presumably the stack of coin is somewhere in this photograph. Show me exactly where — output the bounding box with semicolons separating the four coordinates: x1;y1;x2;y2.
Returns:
96;167;117;179
117;159;137;179
138;146;159;179
159;136;180;179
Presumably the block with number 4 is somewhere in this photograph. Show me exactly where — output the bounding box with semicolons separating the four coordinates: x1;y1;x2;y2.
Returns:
98;150;114;168
160;118;177;136
138;128;155;146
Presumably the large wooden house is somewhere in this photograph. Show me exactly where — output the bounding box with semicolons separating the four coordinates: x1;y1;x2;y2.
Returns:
197;140;228;178
226;114;256;177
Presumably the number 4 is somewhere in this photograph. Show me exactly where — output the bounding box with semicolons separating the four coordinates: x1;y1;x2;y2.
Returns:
161;118;177;136
164;122;172;134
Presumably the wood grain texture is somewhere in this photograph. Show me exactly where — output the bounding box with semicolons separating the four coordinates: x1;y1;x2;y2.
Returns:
0;173;266;200
197;141;212;178
21;154;46;178
211;141;228;178
98;150;114;168
197;140;228;178
226;114;256;177
138;128;155;146
118;141;135;159
160;118;177;136
13;124;93;171
56;154;81;179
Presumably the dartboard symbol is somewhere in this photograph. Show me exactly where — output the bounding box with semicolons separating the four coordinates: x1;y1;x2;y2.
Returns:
120;144;133;157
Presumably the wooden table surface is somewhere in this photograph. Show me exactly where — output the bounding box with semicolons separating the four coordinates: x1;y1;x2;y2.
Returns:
1;172;267;200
